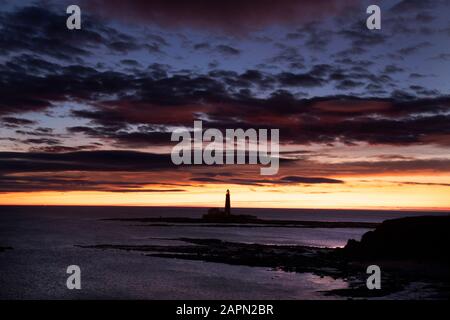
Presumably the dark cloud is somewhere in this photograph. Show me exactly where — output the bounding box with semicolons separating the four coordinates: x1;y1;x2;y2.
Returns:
335;46;367;57
190;175;344;186
0;56;133;115
335;79;364;90
334;159;450;174
121;59;141;67
67;126;174;147
409;73;427;79
1;50;448;148
285;113;450;146
384;65;404;73
215;45;241;56
279;176;343;184
0;150;448;193
390;0;437;13
0;150;177;174
339;21;387;47
397;42;431;55
277;157;450;178
193;42;211;50
23;138;61;145
0;174;185;193
15;128;56;137
1;117;36;127
300;22;333;51
277;72;324;87
29;145;100;153
409;86;440;96
193;43;241;56
0;6;142;61
391;181;450;187
145;43;165;54
268;46;305;69
83;0;358;33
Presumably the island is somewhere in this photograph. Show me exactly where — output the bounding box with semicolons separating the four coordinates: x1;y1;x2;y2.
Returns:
103;190;378;229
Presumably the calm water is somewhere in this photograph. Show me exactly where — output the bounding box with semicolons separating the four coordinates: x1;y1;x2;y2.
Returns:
0;206;445;299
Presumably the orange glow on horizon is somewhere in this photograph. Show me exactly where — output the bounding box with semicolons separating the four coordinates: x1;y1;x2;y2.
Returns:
1;177;449;211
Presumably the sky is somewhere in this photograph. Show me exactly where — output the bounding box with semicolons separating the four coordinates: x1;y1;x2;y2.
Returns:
0;0;449;209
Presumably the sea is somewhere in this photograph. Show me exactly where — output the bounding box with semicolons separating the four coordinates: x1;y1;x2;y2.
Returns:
0;206;446;299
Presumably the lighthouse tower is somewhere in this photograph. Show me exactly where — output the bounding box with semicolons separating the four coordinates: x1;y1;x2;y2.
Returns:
225;189;231;215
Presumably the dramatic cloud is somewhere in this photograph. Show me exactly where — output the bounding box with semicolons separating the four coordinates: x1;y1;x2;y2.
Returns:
191;175;343;186
1;50;449;148
0;174;186;193
0;151;176;173
1;117;36;127
0;6;143;61
2;149;449;192
83;0;359;32
0;1;448;205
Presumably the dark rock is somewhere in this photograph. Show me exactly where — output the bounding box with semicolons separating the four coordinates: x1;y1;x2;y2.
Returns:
343;215;450;262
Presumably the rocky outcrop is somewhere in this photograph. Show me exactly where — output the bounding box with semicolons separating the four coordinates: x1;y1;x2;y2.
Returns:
343;215;450;262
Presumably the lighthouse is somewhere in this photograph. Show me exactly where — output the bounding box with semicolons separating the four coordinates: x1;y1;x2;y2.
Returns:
204;189;256;221
225;189;231;215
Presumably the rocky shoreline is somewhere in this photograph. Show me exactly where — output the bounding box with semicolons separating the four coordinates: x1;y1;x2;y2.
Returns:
102;216;379;228
81;215;449;298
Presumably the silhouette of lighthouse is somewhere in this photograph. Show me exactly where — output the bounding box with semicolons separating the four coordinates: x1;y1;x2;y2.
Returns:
225;189;231;215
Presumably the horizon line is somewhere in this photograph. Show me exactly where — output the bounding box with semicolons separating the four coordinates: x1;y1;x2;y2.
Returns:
1;204;449;212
